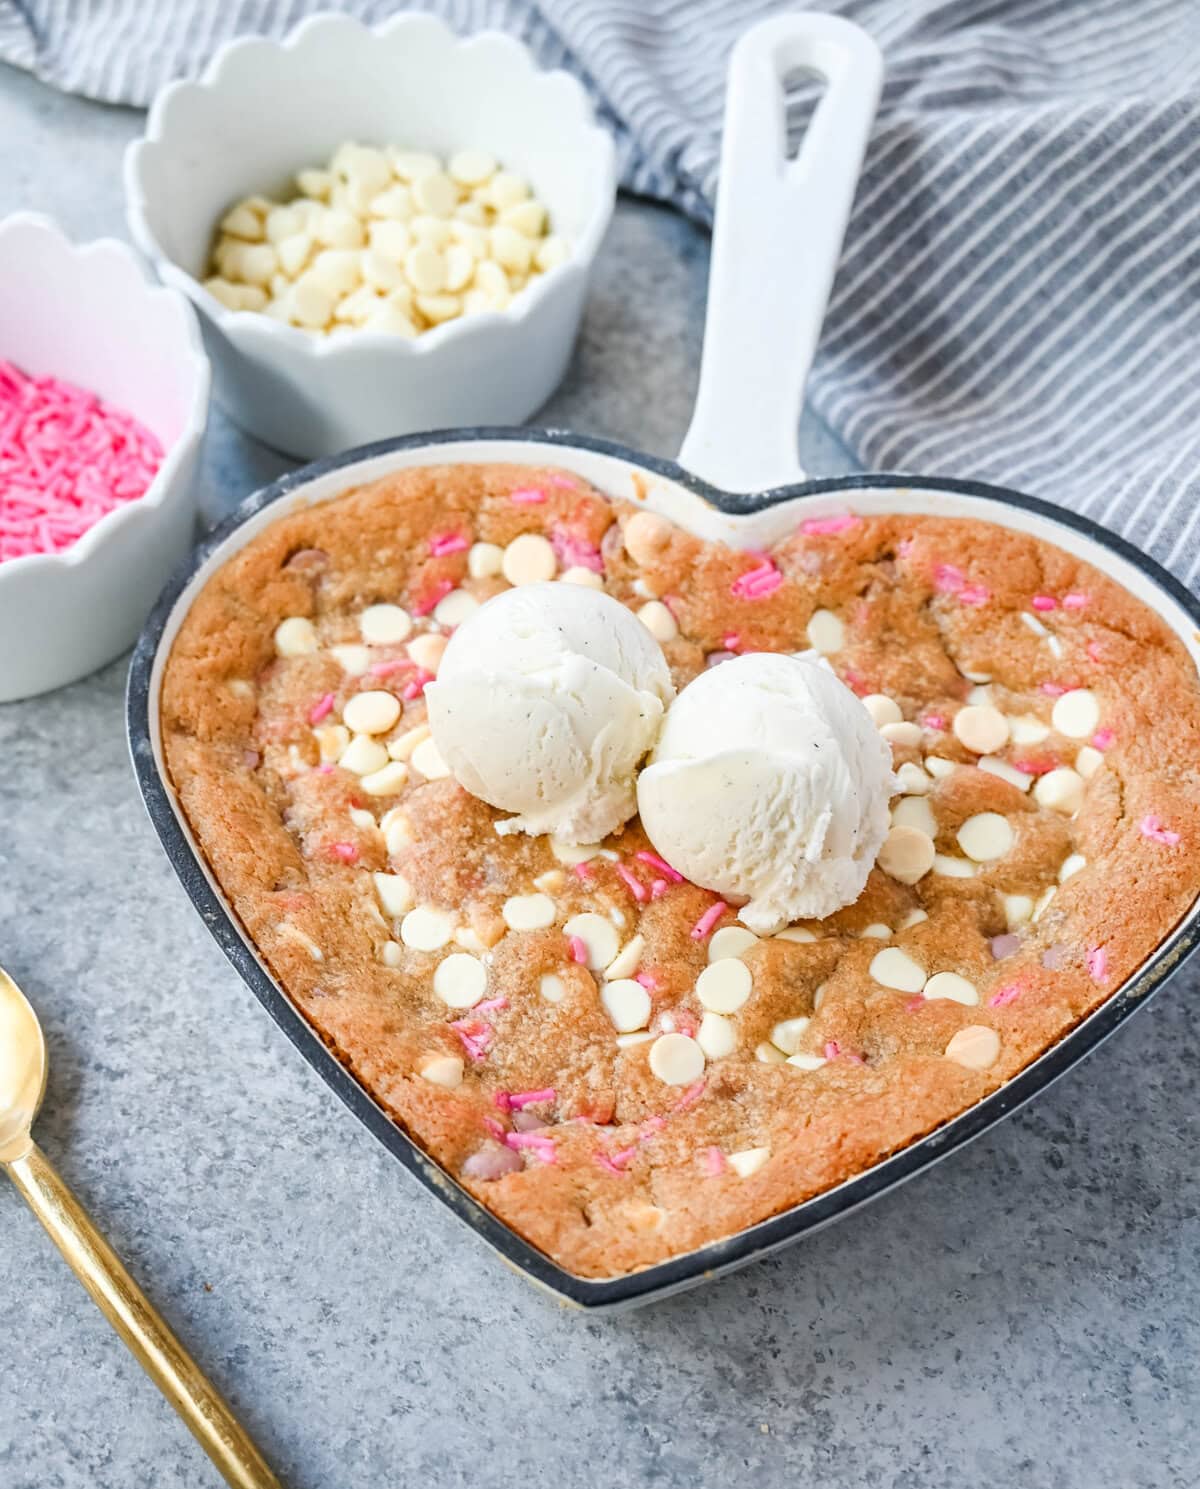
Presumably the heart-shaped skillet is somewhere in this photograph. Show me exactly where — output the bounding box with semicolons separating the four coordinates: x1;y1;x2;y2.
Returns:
128;17;1200;1308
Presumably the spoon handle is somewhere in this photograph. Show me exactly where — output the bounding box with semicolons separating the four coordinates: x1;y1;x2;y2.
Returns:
6;1141;280;1488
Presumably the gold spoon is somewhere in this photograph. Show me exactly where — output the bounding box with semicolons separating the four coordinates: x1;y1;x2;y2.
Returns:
0;965;280;1488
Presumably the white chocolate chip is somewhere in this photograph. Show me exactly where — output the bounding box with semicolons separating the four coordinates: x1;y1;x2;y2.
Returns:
637;600;677;643
418;1053;463;1089
961;669;992;684
870;946;926;993
1010;714;1051;745
787;1053;828;1072
454;926;488;954
933;854;976;878
433;952;487;1009
274;616;317;656
410;737;451;780
314;724;349;763
360;760;410;797
605;934;645;981
1052;688;1101;740
501;532;556;586
379;806;413;854
343;690;401;735
349;807;376;831
1075;745;1103;779
877;825;935;885
695;1011;736;1060
774;926;817;944
953;705;1010;754
502;893;556;932
535;235;570;272
1032;885;1057;921
221;203;265;240
898;907;929;929
381;942;403;967
549;838;600;866
923;971;979;1005
433;589;479;628
881;721;923;747
374;871;415;918
1003;893;1034;929
1059;853;1087;882
388;724;431;761
957;812;1014;862
616;1031;655;1049
400;905;455;952
861;923;891;939
559;566;604;589
467;541;504;579
330;643;371;676
601;978;651;1033
895;761;931;795
449;150;497;186
770;1016;811;1055
339;734;390;776
708;926;758;962
863;694;902;727
360;603;412;645
1034;767;1085;815
648;1033;705;1086
695;959;752;1013
891;795;937;838
533;869;566;894
979;756;1033;792
944;1025;1000;1071
404;243;445;294
805;608;844;654
924;756;958;779
407;633;448;672
622;511;672;565
563;912;620;969
539;973;566;1004
727;1148;769;1179
1021;611;1050;638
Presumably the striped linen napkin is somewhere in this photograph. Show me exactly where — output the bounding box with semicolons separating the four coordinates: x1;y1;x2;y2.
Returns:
4;0;1198;583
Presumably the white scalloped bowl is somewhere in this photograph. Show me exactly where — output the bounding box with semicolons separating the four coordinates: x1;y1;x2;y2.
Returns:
124;11;616;459
0;214;210;704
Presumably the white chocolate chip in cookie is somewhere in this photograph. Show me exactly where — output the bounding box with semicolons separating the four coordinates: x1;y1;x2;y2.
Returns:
708;926;758;962
373;871;415;918
870;947;926;992
979;757;1033;792
330;643;371;676
787;1053;827;1072
881;721;922;747
892;795;937;838
1075;744;1103;779
863;694;902;727
601;979;651;1033
648;1033;705;1086
360;760;410;797
769;1016;811;1055
862;925;891;941
697;1011;737;1060
274;616;317;656
1010;714;1050;745
400;905;455;951
923;971;979;1005
622;511;672;566
1003;893;1034;929
314;724;350;763
727;1148;770;1179
944;1024;1000;1070
502;893;556;932
805;608;845;655
560;566;604;589
563;912;619;969
379;806;414;853
933;853;976;878
957;812;1014;862
1034;767;1084;815
895;761;931;795
637;600;677;643
924;755;957;779
1052;688;1100;740
433;952;488;1009
418;1053;464;1089
953;704;1009;754
539;973;566;1004
433;589;479;628
1059;853;1087;882
388;724;431;761
410;736;451;780
407;633;448;673
501;532;556;586
878;825;935;885
775;926;817;943
339;734;390;776
605;934;645;981
898;907;928;929
468;541;504;579
695;959;752;1013
343;690;401;735
361;603;412;645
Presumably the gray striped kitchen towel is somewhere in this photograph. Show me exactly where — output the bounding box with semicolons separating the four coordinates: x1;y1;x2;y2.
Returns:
4;1;1200;584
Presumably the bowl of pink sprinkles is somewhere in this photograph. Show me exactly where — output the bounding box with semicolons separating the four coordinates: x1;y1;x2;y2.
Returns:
0;214;209;702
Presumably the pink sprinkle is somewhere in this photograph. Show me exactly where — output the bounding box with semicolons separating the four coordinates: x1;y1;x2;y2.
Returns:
1012;756;1057;776
674;1080;706;1112
897;538;915;558
704;1146;726;1176
1031;594;1057;611
568;935;588;964
905;995;926;1013
548;474;577;490
482;1116;506;1141
934;563;965;594
411;578;454;617
1039;682;1066;696
615;863;649;902
639;1115;666;1137
308;692;335;725
1086;640;1105;664
923;713;947;731
1092;728;1115;749
451;1018;494;1062
988;983;1022;1008
401;668;435;700
316;763;335;774
958;583;991;606
504;1131;557;1163
428;531;469;556
571;862;595;882
594;1151;631;1177
690;901;727;941
0;359;163;563
1063;593;1090;610
509;487;547;506
328;841;358;863
731;559;783;600
722;632;742;651
823;1041;841;1060
635;850;683;883
800;512;859;536
634;971;659;991
649;878;670;900
1086;946;1109;984
548;524;604;573
368;658;413;678
1140;814;1181;846
474;996;510;1014
499;1087;556;1111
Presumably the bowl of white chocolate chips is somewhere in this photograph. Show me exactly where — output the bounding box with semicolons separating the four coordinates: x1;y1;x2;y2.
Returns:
125;11;615;457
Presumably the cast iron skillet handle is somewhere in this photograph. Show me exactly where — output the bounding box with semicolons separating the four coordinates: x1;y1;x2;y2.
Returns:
678;12;883;494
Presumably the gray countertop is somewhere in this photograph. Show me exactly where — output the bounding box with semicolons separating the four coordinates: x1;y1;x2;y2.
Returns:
1;62;1195;1489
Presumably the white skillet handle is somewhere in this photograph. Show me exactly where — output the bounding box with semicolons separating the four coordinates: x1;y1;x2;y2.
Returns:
678;13;883;493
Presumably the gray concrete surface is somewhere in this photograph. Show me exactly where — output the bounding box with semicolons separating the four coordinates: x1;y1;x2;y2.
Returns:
0;60;1195;1489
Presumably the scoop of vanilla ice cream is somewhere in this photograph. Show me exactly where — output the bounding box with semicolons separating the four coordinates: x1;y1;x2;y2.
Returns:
426;583;675;843
636;653;895;932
